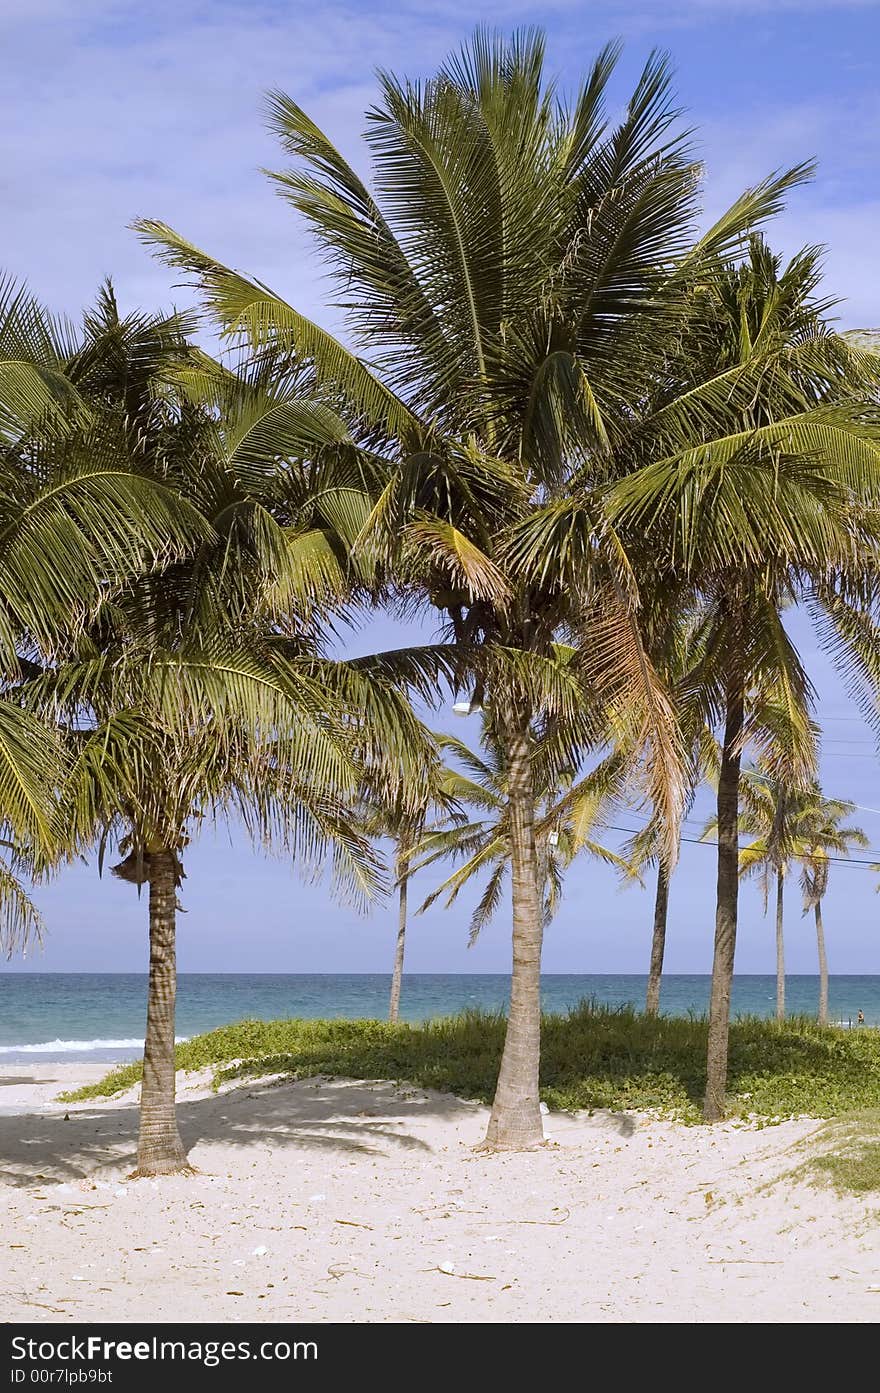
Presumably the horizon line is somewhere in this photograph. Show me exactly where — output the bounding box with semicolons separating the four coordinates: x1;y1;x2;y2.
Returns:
3;970;880;978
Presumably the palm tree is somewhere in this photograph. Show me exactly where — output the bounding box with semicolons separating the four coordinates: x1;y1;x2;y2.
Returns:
0;276;211;957
701;752;816;1023
704;774;867;1029
797;793;867;1026
356;770;460;1023
625;821;676;1018
17;285;437;1175
621;605;721;1016
136;30;822;1147
56;643;409;1175
605;237;880;1119
388;816;417;1026
414;723;634;942
726;770;794;1022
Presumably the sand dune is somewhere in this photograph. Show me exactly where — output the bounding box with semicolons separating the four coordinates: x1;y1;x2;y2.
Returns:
1;1065;878;1323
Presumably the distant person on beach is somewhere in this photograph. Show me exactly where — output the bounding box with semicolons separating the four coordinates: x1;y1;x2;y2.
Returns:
857;1010;865;1026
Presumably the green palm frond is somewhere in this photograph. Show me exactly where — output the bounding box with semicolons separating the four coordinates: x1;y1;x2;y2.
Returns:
0;450;209;661
0;274;86;439
467;862;508;947
0;703;65;856
132;221;420;441
0;855;45;958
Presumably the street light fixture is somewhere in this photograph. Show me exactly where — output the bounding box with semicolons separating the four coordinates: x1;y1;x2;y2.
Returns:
452;699;481;717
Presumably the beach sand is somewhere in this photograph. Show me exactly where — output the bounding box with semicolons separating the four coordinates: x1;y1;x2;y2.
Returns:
1;1063;878;1323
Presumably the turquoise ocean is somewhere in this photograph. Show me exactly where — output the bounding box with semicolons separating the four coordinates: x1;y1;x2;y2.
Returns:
0;973;878;1063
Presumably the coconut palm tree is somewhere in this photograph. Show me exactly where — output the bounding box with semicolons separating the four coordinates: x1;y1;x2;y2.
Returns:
624;820;678;1017
604;237;880;1118
414;722;635;943
14;284;438;1175
388;814;418;1026
619;603;721;1016
135;30;830;1147
704;772;867;1029
0;276;212;956
355;765;463;1023
797;793;867;1026
53;640;419;1175
702;764;806;1022
724;769;795;1021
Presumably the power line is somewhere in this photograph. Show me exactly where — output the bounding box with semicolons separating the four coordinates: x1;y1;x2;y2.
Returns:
730;772;880;819
604;822;880;870
819;756;879;764
815;714;874;722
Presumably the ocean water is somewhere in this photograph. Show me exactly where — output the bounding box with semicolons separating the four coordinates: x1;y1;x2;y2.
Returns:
0;973;877;1063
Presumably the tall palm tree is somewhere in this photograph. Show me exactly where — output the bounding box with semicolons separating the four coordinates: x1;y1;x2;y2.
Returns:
723;769;795;1022
0;276;210;957
704;775;867;1029
16;285;437;1174
625;821;677;1017
702;743;820;1022
605;238;880;1118
797;793;867;1026
356;768;460;1023
388;815;418;1026
621;604;721;1016
414;723;634;942
136;30;820;1147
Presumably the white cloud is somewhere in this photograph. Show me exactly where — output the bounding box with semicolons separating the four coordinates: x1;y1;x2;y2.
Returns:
1;0;877;326
698;96;880;326
2;2;463;317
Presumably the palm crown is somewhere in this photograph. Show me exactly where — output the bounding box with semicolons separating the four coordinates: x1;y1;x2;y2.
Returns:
415;722;636;944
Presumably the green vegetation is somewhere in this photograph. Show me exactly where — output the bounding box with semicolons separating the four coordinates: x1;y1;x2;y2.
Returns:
809;1113;880;1194
62;1003;880;1124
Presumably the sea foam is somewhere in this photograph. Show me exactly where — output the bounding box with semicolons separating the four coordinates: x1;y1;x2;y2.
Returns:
0;1037;188;1054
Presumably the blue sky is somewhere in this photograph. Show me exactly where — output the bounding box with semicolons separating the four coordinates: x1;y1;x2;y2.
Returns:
3;0;880;975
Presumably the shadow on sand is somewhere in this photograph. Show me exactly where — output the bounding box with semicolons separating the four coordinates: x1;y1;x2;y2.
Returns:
0;1077;484;1187
0;1076;58;1087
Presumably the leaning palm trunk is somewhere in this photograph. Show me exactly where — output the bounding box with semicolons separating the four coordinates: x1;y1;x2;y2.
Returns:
135;850;189;1175
775;869;785;1021
815;901;829;1026
389;840;409;1024
704;686;744;1122
645;862;670;1017
483;713;544;1150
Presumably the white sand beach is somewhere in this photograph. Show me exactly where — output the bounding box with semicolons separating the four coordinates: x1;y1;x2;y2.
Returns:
1;1064;878;1324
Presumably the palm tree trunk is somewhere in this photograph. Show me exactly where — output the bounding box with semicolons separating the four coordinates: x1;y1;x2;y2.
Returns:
815;901;829;1026
703;685;744;1122
645;861;670;1017
135;850;189;1176
483;712;544;1150
775;869;785;1021
389;840;409;1024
